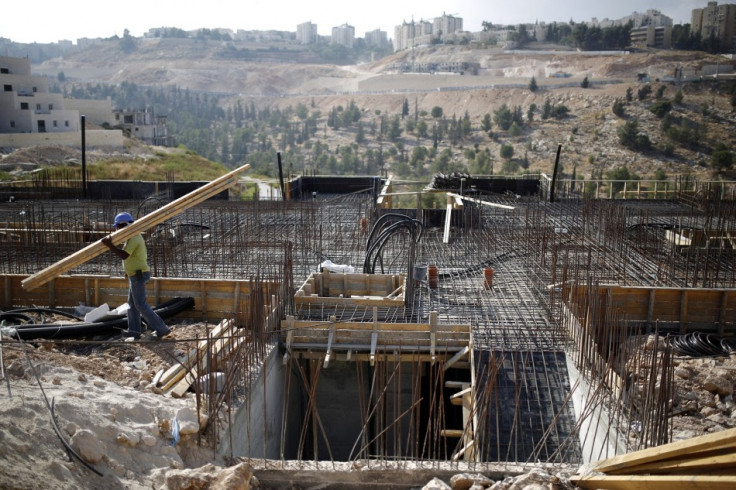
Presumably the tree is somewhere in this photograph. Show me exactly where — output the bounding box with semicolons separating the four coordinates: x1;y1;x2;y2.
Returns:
581;76;590;88
388;115;402;141
481;114;493;133
712;144;734;171
355;122;366;144
529;76;538;92
509;123;522;137
650;100;672;118
673;90;684;105
120;29;137;53
617;120;651;152
606;166;640;196
500;143;514;160
431;106;444;119
493;103;513;131
417;120;428;138
542;99;553;120
527;104;537;123
612;99;626;117
402;98;410;118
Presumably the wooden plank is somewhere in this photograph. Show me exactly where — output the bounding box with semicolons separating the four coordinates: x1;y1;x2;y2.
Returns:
168;320;238;397
21;163;250;291
572;474;736;490
446;192;515;210
615;451;736;474
592;427;736;474
443;197;453;244
158;318;234;389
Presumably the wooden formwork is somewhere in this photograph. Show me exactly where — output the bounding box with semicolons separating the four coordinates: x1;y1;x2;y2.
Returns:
294;270;405;307
564;284;736;335
281;311;470;365
1;273;282;324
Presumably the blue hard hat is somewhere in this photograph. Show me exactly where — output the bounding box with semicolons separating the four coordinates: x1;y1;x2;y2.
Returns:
113;212;135;227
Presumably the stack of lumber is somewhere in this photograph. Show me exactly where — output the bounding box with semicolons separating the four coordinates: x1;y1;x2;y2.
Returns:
572;427;736;489
21;163;250;291
154;318;241;398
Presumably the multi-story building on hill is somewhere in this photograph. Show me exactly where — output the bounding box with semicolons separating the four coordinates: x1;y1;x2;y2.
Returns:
0;55;122;149
0;55;79;134
393;14;463;51
691;1;736;52
113;109;173;147
331;24;355;48
364;29;388;49
297;22;318;44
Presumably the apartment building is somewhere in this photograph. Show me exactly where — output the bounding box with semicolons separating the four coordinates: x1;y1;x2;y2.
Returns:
297;22;318;44
393;14;463;51
364;29;388;49
331;24;355;48
630;25;673;49
691;1;736;51
0;55;79;134
113;109;173;147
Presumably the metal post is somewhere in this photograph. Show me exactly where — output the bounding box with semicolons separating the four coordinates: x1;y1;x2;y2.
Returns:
81;115;87;199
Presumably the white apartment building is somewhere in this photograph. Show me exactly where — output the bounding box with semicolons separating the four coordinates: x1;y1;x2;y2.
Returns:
364;29;388;48
297;22;319;44
331;24;355;48
691;1;736;51
0;55;79;134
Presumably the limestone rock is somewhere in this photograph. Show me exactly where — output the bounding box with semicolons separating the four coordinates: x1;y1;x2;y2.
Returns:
176;407;200;435
69;429;105;464
703;375;733;397
451;472;493;490
423;477;452;489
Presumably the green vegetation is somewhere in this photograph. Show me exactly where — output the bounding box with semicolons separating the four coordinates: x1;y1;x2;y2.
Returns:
87;149;228;181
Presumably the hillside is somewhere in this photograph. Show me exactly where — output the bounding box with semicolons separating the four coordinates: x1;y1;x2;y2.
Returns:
24;39;736;181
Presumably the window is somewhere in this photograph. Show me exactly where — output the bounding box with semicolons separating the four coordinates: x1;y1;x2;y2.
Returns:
53;120;58;127
36;103;41;110
32;87;37;92
3;84;11;92
65;121;69;127
48;104;53;110
20;102;28;110
10;121;15;128
0;68;9;74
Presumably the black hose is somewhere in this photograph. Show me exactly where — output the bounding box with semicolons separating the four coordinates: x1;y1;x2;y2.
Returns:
8;297;195;341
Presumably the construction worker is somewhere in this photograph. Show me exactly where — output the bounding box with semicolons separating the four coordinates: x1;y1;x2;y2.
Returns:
102;212;171;340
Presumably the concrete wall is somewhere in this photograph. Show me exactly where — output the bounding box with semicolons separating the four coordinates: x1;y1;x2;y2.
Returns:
221;352;420;461
219;346;296;460
0;129;123;149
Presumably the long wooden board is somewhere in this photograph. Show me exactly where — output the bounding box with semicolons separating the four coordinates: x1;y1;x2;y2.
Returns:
21;163;250;291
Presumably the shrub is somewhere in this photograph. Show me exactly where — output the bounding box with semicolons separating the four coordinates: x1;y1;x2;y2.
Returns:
650;100;673;118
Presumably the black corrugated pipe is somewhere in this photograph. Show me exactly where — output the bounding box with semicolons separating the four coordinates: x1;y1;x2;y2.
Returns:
5;297;194;340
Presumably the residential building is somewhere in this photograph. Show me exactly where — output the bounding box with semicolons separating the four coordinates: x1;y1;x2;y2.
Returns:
364;29;388;49
297;22;318;44
113;109;174;147
630;25;673;49
433;13;463;40
393;19;432;51
331;24;355;48
691;1;736;52
0;55;79;134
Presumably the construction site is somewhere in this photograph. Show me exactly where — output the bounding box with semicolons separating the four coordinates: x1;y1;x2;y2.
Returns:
2;164;736;489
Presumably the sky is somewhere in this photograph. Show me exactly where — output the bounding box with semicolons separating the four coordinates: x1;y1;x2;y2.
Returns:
2;0;708;44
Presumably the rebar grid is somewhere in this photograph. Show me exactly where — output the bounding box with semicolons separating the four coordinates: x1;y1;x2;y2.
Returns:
2;185;734;468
